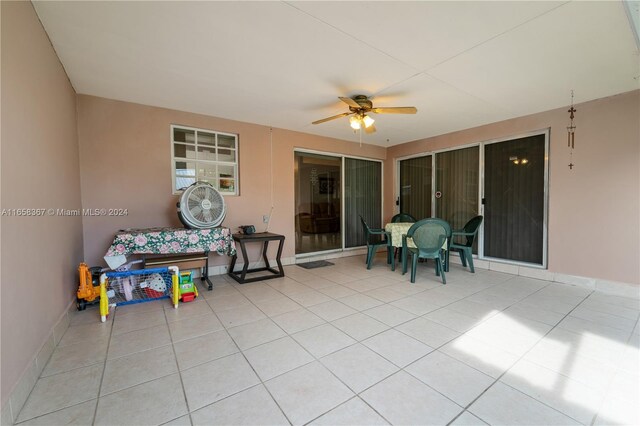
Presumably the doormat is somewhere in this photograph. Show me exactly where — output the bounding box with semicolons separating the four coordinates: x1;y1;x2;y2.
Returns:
297;260;334;269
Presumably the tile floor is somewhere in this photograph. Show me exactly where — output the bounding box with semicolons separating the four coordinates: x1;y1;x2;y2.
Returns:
13;255;640;425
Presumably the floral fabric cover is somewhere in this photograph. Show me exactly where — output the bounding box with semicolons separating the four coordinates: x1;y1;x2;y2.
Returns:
106;227;236;257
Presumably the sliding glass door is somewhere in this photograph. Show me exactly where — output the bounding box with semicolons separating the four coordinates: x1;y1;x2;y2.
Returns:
435;147;480;232
294;152;341;254
295;151;382;255
483;134;546;265
345;158;382;248
399;155;432;220
396;132;548;266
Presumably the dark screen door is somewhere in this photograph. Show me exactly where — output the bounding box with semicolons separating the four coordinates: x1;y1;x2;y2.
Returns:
483;134;546;265
399;155;432;220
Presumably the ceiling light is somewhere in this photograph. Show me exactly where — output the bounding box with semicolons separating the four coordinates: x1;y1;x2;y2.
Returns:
521;158;529;164
362;115;375;128
349;116;361;130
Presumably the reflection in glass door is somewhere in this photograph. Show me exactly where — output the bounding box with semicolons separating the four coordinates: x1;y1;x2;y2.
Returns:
399;155;432;220
483;134;547;265
294;152;341;254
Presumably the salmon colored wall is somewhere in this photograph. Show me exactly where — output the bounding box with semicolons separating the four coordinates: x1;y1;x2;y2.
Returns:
1;1;84;407
76;95;386;268
385;90;640;285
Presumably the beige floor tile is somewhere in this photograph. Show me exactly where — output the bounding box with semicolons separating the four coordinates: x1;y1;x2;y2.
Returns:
287;289;332;307
173;329;238;370
252;296;302;317
331;313;389;341
292;324;356;358
164;299;214;322
108;324;171;359
317;285;357;299
191;385;288;425
236;284;283;303
16;399;96;425
112;308;167;335
168;313;224;342
363;287;407;303
363;304;416;327
181;353;260;411
215;304;266;328
161;414;193;425
424;308;484;333
450;411;488;425
309;300;357;322
337;293;384;311
17;364;103;422
41;339;108;377
468;382;580;425
206;292;252;312
265;361;354;425
595;395;640;425
95;374;187;425
101;345;177;395
362;329;433;367
310;397;389;425
57;321;111;348
321;344;398;393
501;359;606;425
440;334;520;378
271;309;325;334
389;296;440;316
396;317;460;348
244;336;314;381
227;318;286;350
360;371;462;425
406;351;494;406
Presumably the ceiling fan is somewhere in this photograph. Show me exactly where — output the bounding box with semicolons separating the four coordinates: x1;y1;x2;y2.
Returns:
312;95;417;134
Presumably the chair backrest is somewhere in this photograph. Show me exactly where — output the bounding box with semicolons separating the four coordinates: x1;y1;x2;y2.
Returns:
407;218;449;251
391;213;417;223
461;215;484;247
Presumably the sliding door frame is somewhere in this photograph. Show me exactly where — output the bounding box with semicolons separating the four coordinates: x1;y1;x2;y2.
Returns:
395;152;436;218
395;130;549;268
294;148;384;257
479;128;550;268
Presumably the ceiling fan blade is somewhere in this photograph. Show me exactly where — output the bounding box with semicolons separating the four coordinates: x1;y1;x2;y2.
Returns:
364;124;377;134
371;107;417;114
339;97;362;108
312;112;352;125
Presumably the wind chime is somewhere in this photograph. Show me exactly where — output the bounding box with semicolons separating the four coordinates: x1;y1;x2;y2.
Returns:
567;90;576;170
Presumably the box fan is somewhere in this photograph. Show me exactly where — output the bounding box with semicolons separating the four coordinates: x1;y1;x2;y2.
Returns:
177;182;226;228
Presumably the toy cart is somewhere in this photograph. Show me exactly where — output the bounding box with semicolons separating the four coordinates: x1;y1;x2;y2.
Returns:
99;266;180;322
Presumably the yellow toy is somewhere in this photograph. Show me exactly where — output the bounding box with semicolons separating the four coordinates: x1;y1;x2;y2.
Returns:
76;263;101;310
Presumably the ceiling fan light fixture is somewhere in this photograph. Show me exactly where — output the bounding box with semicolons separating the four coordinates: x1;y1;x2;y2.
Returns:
349;115;361;130
363;114;375;128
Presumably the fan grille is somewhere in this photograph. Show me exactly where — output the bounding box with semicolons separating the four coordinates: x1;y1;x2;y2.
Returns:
179;182;226;228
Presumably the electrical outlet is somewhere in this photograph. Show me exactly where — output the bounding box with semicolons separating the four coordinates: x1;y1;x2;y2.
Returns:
263;214;270;223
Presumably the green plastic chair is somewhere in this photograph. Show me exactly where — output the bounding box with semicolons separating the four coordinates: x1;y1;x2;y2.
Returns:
450;215;483;273
391;213;417;223
390;213;417;265
360;216;392;270
401;218;448;284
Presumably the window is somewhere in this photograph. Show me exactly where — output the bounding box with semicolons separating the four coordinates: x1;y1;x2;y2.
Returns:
171;125;238;195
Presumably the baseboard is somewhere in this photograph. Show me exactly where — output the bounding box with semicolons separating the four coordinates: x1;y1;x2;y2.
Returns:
1;298;75;425
197;250;638;298
448;255;639;299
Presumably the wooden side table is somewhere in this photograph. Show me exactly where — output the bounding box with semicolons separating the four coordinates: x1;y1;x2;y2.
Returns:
228;232;285;284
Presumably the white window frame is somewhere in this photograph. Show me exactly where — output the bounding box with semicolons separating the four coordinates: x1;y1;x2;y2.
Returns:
170;124;239;195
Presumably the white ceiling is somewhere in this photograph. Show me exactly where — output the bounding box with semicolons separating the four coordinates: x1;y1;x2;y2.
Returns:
33;1;639;147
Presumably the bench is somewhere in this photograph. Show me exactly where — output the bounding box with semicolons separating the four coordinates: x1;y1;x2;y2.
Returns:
142;252;213;290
